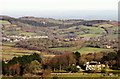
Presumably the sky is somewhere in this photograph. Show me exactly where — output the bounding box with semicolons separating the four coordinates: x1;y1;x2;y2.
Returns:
0;0;119;20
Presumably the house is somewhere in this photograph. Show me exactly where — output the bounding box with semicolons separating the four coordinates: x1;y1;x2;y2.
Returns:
76;65;82;71
105;45;111;49
86;61;105;71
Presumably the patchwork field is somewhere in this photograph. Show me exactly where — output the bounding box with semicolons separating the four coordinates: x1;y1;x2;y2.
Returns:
2;45;41;60
1;18;118;39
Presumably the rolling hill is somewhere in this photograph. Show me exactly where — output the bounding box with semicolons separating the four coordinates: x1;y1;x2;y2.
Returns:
0;15;118;60
0;15;118;39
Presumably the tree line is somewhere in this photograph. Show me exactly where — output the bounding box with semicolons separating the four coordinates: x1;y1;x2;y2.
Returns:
2;53;42;76
2;50;120;76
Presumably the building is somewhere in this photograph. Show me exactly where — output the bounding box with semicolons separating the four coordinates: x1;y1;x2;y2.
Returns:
105;45;111;49
86;61;105;71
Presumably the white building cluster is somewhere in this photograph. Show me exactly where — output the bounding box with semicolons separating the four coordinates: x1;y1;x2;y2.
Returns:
2;35;48;42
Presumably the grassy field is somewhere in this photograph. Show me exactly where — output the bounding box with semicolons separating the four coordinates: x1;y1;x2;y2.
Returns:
49;47;72;50
2;42;55;60
0;20;11;25
2;46;40;60
78;34;102;38
19;32;36;35
99;24;113;28
45;73;119;79
56;25;108;39
73;47;110;54
1;20;118;39
106;34;118;38
9;31;23;35
2;42;17;46
49;47;110;54
44;54;55;57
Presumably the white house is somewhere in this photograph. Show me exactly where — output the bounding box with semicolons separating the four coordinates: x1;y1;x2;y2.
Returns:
86;61;103;71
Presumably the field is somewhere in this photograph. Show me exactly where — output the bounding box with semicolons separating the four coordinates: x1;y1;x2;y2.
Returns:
49;47;72;50
49;47;110;54
49;73;119;77
73;47;110;54
2;42;111;60
2;42;58;60
2;42;17;46
0;20;11;25
19;32;36;36
99;24;113;28
2;72;119;79
55;24;113;38
1;19;118;39
2;42;41;60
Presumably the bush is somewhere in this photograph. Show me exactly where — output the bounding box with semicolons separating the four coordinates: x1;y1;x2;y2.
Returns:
65;66;79;73
42;68;51;76
53;76;58;79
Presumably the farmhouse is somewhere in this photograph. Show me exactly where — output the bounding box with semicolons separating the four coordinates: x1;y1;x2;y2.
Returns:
86;61;104;71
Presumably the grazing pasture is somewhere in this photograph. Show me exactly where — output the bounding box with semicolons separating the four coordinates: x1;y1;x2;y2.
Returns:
73;47;110;54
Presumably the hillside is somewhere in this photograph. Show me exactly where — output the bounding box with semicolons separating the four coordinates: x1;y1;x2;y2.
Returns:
1;15;119;61
0;15;118;39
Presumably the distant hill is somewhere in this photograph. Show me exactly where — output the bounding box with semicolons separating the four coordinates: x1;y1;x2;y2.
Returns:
0;15;118;39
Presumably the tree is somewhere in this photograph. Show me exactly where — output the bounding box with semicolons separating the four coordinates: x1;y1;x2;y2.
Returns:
85;54;94;62
2;61;6;75
107;52;117;61
107;52;117;67
117;50;120;69
3;53;42;76
73;51;81;65
49;53;76;72
65;66;78;73
79;57;87;66
94;53;103;62
101;52;117;67
23;60;42;75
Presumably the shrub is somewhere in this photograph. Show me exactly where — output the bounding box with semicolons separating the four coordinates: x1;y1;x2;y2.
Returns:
65;66;78;73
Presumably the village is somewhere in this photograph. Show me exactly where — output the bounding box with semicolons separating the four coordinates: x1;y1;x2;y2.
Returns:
2;35;116;49
2;35;49;42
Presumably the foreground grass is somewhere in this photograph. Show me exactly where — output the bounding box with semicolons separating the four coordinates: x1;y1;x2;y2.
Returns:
2;73;119;79
45;73;119;79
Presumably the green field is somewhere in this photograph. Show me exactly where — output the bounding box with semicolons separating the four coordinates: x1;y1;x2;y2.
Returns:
73;47;110;54
78;34;102;38
19;32;36;35
1;19;118;39
49;47;72;50
49;47;110;54
99;24;113;28
46;73;119;79
2;46;41;60
106;34;118;38
56;25;108;39
3;42;17;46
0;20;11;25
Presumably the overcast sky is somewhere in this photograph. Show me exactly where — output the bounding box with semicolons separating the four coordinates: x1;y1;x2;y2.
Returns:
0;0;119;20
